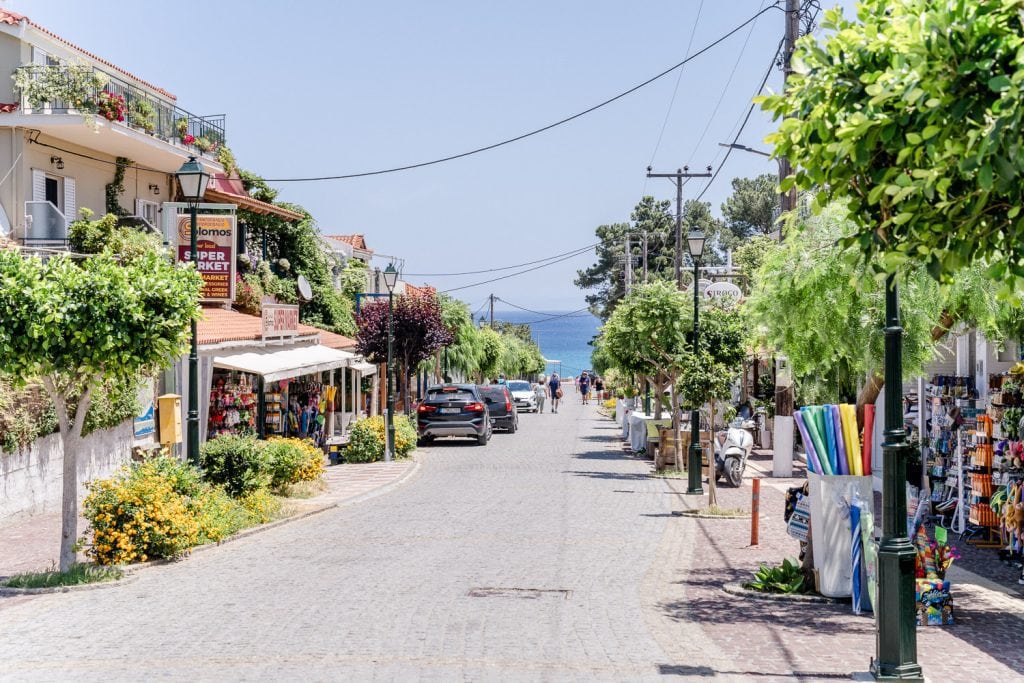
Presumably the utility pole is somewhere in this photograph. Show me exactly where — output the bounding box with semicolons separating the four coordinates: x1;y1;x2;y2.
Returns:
646;166;712;289
489;293;495;329
642;232;649;283
624;232;633;296
778;0;800;214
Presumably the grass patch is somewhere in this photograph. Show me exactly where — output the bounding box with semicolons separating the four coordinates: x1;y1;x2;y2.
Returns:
702;505;748;517
2;562;123;589
651;468;688;479
279;479;327;499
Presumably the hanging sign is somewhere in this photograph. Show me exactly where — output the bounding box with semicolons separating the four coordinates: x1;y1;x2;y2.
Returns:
176;214;236;302
704;281;743;302
262;303;300;339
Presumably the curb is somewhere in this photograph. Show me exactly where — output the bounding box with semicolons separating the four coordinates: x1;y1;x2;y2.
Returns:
722;581;846;604
4;459;421;595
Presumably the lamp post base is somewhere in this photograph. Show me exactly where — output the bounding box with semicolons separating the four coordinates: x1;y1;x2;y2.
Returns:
686;442;703;494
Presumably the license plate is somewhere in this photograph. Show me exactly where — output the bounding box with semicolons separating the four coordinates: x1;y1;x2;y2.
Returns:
439;407;460;414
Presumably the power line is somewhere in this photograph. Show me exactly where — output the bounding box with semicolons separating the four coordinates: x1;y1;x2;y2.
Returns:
404;243;599;277
439;246;596;294
694;38;784;203
495;306;593;326
258;3;783;183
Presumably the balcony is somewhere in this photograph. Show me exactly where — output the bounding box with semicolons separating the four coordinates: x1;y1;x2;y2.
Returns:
12;65;226;165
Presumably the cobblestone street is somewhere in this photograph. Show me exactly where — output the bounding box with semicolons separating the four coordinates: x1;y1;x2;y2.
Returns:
0;398;711;681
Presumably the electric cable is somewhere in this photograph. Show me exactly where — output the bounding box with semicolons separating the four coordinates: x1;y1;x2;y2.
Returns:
496;306;593;326
256;3;783;182
404;243;599;276
439;246;596;294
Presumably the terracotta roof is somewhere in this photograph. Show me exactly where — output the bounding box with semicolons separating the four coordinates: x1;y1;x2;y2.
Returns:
323;234;373;253
313;329;358;351
403;283;437;298
205;173;304;222
0;9;177;101
197;307;319;347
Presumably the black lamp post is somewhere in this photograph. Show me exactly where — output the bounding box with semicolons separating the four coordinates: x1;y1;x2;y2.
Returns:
872;275;923;681
175;156;210;466
686;230;705;495
383;263;399;463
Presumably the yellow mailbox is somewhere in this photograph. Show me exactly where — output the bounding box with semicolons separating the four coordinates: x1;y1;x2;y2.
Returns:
157;394;182;445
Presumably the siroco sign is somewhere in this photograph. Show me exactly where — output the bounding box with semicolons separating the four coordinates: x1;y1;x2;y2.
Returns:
704;281;743;304
176;214;236;302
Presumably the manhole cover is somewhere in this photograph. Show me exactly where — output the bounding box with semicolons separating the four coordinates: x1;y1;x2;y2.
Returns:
468;587;572;600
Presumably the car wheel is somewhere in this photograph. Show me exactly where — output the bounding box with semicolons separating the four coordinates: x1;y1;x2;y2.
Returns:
508;419;517;434
477;432;488;446
418;435;434;446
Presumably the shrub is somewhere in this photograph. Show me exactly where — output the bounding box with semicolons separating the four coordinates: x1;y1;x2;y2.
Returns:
240;488;282;524
200;434;273;496
344;415;417;463
264;437;325;489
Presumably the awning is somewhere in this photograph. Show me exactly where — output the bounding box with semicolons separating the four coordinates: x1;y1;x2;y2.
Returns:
204;173;305;222
213;345;355;382
350;361;377;376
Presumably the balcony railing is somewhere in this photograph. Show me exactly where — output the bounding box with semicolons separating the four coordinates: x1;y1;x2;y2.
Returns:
14;65;226;159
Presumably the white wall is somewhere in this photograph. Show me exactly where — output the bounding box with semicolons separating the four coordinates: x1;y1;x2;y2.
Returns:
0;420;135;520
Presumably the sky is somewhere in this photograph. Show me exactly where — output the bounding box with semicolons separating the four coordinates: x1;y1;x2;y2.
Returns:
15;0;854;311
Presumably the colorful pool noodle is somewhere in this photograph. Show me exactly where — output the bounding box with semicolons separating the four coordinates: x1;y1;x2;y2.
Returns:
837;404;855;475
823;405;847;475
831;405;847;475
794;410;823;474
802;407;833;475
862;404;875;476
811;406;833;474
845;404;864;476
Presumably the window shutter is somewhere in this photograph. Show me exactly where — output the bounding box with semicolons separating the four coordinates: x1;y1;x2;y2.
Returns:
31;169;45;202
135;198;144;218
31;47;47;66
63;177;76;224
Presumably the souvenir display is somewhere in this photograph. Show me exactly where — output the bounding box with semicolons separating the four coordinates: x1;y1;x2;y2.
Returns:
208;371;259;438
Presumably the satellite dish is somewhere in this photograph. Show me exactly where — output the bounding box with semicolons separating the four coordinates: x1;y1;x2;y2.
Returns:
296;275;313;302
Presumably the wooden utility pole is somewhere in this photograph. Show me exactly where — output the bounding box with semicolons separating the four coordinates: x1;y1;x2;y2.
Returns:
489;293;495;329
642;232;649;283
778;0;800;215
624;232;633;296
646;166;712;289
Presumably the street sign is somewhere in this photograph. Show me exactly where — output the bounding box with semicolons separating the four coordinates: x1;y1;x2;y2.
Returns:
704;281;743;301
262;303;300;340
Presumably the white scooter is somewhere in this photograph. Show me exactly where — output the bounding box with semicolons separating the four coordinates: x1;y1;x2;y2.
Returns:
714;418;755;487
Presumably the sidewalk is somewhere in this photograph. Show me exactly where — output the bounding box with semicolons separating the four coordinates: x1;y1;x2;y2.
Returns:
0;459;417;580
662;450;1024;680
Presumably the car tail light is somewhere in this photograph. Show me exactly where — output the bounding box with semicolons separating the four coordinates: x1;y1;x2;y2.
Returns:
505;398;512;412
418;404;437;414
465;402;485;412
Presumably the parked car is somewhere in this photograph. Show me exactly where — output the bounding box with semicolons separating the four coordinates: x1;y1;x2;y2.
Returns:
506;380;537;413
477;384;519;433
417;384;492;445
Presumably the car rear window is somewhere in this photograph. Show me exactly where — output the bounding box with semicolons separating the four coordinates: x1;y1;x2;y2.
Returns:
508;381;530;391
479;386;509;400
427;388;476;401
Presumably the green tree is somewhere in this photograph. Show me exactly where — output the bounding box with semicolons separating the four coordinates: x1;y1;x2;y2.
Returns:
477;327;503;382
760;1;1024;290
720;174;778;239
0;250;200;570
732;236;780;295
438;295;482;381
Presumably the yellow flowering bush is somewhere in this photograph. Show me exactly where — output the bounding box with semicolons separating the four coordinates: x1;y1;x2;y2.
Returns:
264;437;325;489
240;488;283;524
83;456;254;565
344;415;417;463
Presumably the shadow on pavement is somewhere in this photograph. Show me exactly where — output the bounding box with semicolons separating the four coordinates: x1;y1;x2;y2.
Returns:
565;470;650;481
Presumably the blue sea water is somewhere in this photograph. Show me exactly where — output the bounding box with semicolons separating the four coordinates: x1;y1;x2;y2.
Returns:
495;310;602;378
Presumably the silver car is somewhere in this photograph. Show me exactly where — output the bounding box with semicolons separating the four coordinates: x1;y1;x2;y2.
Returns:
507;380;537;413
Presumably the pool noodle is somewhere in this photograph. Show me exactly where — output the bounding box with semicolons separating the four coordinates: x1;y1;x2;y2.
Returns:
845;404;864;476
862;404;875;476
794;410;823;474
838;404;856;475
802;407;833;475
812;407;834;474
830;405;849;475
825;405;845;475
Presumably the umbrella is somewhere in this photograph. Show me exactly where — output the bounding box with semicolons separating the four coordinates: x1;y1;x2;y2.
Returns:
851;503;863;615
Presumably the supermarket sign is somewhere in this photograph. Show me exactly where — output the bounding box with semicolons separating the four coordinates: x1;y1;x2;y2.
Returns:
176;214;236;302
262;303;300;340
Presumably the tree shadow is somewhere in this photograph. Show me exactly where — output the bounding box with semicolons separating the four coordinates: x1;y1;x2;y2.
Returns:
564;470;651;481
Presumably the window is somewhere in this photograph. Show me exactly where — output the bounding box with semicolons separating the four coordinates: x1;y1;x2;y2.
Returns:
136;199;159;230
44;176;60;210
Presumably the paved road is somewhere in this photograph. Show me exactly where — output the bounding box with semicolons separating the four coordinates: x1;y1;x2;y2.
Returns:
0;397;714;681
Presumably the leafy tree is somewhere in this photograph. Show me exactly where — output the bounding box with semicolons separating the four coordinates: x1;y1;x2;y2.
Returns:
720;174;778;239
355;294;453;409
69;209;163;260
732;236;780;295
0;250;200;570
676;351;734;505
477;327;504;381
682;199;728;266
760;1;1024;290
438;295;482;381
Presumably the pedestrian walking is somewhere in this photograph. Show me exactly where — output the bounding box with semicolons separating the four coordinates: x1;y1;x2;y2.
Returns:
533;381;546;414
549;373;562;413
579;372;591;405
594;376;604;400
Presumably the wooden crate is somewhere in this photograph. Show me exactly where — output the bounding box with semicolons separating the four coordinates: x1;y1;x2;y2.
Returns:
656;426;712;470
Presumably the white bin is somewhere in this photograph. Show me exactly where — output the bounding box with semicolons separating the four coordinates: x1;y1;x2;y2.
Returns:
807;471;873;598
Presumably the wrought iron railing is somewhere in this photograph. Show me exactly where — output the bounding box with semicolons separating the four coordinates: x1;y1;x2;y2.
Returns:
14;65;226;159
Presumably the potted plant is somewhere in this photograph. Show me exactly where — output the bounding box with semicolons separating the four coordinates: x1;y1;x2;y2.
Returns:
175;117;190;143
128;98;155;133
96;91;126;123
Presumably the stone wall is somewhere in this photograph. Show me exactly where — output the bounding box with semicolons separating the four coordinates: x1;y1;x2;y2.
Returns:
0;420;136;520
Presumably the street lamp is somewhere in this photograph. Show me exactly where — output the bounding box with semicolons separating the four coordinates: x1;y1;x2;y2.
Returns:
686;230;706;495
718;141;790;214
175;156;210;466
383;262;399;463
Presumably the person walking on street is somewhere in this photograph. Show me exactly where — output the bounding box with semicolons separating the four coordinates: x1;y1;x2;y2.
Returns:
594;376;604;400
533;381;546;414
579;372;591;405
549;373;562;413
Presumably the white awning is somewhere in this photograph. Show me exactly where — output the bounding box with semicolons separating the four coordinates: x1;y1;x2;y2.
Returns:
350;361;377;376
213;345;356;382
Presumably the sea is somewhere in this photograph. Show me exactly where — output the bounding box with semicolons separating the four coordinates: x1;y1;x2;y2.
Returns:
494;310;602;379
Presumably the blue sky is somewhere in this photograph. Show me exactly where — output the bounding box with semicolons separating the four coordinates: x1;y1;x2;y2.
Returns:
16;1;852;310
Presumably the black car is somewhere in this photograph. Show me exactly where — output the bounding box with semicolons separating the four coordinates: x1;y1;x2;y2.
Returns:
417;384;492;445
477;384;518;434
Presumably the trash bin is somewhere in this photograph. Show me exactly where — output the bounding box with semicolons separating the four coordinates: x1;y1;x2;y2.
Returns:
808;471;873;597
